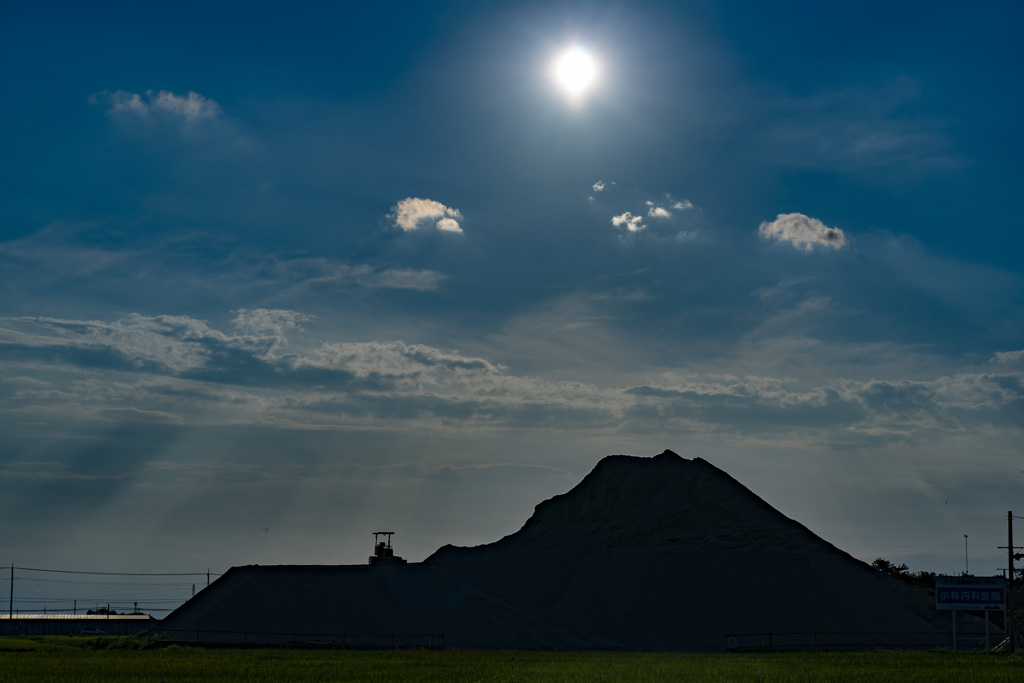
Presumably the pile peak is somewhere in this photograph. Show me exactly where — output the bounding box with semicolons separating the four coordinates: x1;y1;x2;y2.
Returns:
432;451;829;553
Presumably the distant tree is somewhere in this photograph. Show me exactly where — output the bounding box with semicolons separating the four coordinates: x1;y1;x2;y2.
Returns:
909;570;938;590
871;558;937;590
871;558;909;579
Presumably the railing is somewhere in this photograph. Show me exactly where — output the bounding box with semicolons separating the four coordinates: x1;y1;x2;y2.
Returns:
155;628;445;649
726;631;999;652
1;617;152;637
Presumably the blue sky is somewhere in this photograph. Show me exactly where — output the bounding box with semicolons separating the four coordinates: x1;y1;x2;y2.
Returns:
2;0;1022;588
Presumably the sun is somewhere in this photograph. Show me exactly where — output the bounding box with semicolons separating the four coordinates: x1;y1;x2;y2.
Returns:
551;47;598;97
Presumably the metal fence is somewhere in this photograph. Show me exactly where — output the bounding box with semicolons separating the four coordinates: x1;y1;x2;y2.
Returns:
725;631;1001;652
1;615;154;637
155;628;445;649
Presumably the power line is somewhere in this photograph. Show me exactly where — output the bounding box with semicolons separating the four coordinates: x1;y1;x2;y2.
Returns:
11;580;208;593
14;566;217;577
9;564;221;618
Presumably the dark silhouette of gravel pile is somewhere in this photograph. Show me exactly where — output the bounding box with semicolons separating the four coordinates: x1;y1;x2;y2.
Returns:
158;450;962;650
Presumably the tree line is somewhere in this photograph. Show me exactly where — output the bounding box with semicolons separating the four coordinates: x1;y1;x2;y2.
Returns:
871;557;1023;588
869;558;938;590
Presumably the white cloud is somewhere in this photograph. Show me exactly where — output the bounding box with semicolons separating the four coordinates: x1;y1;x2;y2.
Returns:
435;217;462;233
646;202;672;219
605;192;699;240
759;213;847;252
611;211;645;233
592;180;606;192
992;349;1024;363
391;197;463;233
95;89;222;121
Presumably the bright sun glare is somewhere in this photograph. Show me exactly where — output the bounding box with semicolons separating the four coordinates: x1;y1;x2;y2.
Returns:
552;47;598;97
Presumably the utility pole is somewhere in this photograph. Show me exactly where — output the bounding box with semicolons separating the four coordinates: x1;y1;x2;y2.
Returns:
1010;513;1016;653
965;535;969;575
1001;511;1021;653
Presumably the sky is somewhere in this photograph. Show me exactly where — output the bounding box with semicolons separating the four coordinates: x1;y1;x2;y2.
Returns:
2;0;1022;604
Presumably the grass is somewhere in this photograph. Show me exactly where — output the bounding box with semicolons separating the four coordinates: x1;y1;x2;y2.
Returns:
1;637;1023;682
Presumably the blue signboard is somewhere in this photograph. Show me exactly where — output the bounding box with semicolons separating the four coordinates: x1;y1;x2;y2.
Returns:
935;576;1006;610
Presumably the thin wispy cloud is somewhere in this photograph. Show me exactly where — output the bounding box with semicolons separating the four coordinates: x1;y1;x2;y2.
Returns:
2;311;1020;442
92;89;223;121
0;226;448;313
232;309;310;348
624;370;1024;439
87;87;263;178
757;79;961;174
991;350;1024;364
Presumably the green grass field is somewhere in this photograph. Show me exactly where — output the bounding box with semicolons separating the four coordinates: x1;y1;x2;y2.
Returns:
1;637;1022;682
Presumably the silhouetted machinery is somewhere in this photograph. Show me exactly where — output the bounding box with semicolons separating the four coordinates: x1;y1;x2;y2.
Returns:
369;531;407;565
